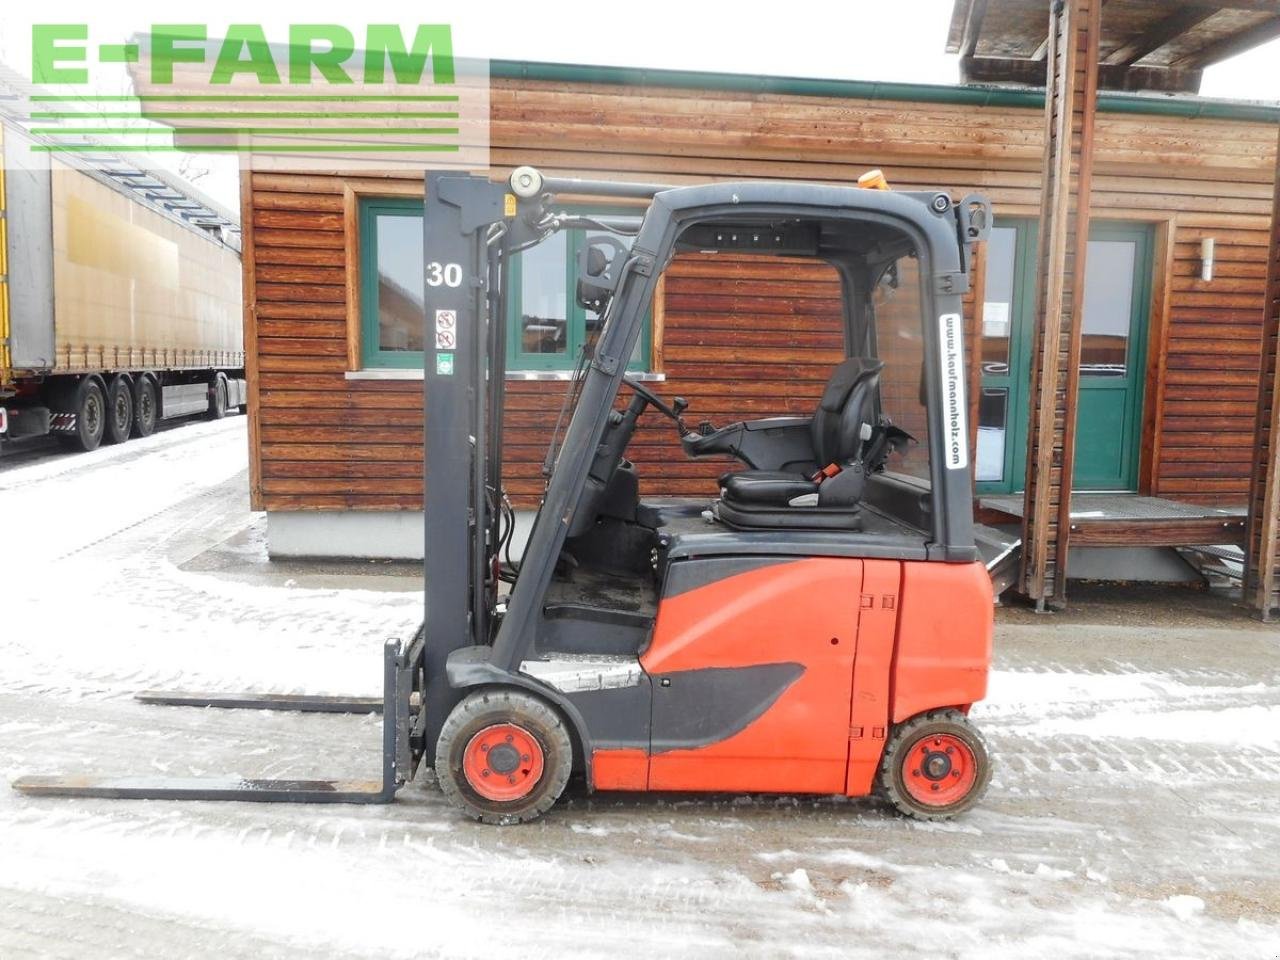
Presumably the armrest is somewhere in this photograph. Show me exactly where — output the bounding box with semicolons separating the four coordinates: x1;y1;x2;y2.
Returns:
682;416;816;472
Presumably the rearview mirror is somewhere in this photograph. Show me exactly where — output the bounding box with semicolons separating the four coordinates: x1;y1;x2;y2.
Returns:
577;235;629;317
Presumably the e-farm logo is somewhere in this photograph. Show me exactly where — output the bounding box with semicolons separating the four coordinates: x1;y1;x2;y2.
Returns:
16;23;486;171
32;25;455;87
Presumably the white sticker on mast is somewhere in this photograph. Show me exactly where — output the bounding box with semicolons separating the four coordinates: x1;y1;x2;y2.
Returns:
938;312;968;470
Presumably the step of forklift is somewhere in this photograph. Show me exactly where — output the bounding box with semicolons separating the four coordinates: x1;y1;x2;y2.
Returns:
542;568;657;656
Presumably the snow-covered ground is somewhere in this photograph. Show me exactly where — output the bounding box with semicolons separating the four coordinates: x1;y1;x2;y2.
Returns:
2;418;1279;959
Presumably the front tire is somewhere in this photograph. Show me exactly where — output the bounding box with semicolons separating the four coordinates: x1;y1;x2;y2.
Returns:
876;709;992;820
435;689;573;825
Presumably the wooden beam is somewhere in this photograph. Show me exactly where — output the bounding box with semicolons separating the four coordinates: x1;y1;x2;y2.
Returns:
1019;0;1102;609
1245;124;1280;620
1195;0;1279;11
1169;15;1280;69
960;0;988;58
1139;217;1177;495
342;185;362;372
960;55;1203;93
1070;517;1247;547
1104;6;1217;66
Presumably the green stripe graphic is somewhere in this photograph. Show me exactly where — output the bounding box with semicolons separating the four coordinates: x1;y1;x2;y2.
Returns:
32;111;459;119
31;143;462;153
30;94;460;102
32;127;460;136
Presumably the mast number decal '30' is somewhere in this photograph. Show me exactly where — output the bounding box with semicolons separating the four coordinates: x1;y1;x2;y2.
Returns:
426;262;463;288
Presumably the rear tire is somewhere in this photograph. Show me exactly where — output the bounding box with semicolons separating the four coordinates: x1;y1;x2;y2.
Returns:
55;377;106;452
208;376;227;420
876;709;992;820
132;376;158;438
435;689;573;825
103;375;133;445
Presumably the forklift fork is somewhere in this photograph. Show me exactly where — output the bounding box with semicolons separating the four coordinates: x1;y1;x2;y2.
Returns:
12;631;427;804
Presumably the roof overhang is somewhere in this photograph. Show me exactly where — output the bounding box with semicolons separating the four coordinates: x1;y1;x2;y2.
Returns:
947;0;1280;93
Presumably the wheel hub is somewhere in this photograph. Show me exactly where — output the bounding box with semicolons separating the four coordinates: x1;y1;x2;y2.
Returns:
902;734;978;807
921;751;952;780
462;723;544;803
487;743;520;775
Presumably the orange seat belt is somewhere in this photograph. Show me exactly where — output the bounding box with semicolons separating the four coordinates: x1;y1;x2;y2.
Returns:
810;462;842;484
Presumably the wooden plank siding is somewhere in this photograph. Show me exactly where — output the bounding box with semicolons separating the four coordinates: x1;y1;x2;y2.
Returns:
243;74;1278;517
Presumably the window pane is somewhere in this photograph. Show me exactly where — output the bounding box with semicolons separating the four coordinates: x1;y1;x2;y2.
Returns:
1081;239;1135;377
519;231;568;357
374;212;424;352
981;226;1016;374
976;388;1008;483
873;256;930;482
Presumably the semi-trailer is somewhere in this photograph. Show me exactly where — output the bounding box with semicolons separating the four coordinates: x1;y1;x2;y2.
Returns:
0;119;245;453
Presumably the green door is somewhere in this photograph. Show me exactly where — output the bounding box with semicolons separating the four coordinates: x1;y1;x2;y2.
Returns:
1072;224;1153;489
976;220;1153;494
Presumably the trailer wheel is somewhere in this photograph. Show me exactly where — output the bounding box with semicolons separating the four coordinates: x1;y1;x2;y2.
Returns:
103;375;134;445
132;376;158;438
207;376;228;420
876;709;992;820
435;689;573;825
55;377;106;452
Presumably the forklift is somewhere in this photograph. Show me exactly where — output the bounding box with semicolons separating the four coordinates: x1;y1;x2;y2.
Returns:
15;167;996;824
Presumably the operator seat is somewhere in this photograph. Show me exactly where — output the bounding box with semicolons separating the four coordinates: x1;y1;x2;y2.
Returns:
713;357;883;530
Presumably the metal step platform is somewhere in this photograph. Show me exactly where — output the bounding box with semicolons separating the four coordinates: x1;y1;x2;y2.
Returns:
1178;543;1245;585
974;522;1022;599
12;631;427;804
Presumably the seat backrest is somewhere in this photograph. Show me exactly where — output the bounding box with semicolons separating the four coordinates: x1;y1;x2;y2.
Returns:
810;357;884;466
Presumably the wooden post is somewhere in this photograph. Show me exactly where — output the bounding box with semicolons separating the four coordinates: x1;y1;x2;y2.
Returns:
1245;125;1280;621
1019;0;1102;610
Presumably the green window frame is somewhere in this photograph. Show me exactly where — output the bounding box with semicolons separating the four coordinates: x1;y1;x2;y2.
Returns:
358;197;651;371
975;218;1038;495
506;214;651;373
359;197;426;369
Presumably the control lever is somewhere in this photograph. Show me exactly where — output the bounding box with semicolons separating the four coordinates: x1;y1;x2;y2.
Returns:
672;396;689;434
697;420;717;437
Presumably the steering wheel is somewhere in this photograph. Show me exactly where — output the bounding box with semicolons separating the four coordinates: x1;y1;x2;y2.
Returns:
621;375;683;425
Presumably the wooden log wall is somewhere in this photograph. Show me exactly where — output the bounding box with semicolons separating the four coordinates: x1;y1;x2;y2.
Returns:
1020;0;1101;607
1245;126;1280;620
239;73;1278;518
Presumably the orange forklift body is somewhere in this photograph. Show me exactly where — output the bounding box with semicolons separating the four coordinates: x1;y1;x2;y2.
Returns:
592;558;991;795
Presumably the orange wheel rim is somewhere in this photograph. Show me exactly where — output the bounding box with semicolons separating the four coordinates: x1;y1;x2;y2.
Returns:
462;723;545;802
902;734;978;807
